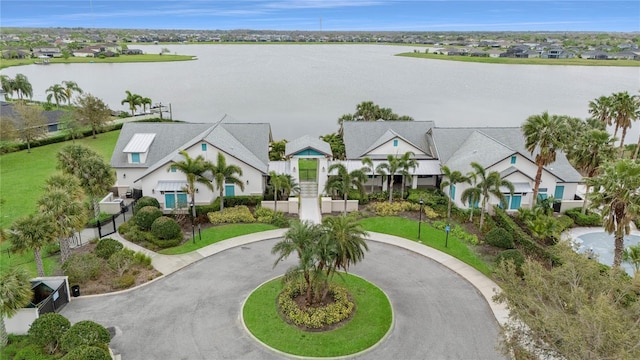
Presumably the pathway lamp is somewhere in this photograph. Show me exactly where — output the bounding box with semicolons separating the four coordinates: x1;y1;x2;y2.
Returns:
190;198;196;244
418;198;424;240
445;224;450;248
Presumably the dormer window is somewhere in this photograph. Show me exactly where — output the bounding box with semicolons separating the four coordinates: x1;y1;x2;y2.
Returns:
123;133;156;164
131;153;140;163
510;156;517;164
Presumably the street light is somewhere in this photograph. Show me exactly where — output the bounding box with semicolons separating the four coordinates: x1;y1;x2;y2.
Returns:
418;198;424;240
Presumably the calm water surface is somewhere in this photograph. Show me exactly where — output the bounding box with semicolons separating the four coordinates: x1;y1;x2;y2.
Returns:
2;44;639;140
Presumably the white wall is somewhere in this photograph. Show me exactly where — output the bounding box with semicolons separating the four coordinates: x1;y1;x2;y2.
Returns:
4;309;39;335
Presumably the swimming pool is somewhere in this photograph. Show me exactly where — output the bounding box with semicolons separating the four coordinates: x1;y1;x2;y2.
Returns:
574;232;640;276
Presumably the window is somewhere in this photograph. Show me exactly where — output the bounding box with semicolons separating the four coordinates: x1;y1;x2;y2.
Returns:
393;139;398;147
201;143;207;151
510;156;516;164
170;166;177;173
554;185;565;200
131;153;140;163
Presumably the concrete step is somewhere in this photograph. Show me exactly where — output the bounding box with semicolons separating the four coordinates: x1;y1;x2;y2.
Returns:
299;182;318;198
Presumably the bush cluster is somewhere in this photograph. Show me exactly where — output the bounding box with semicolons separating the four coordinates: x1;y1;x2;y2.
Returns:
28;313;70;354
431;221;479;245
484;227;514;249
208;205;256;224
61;345;111;360
133;206;163;231
495;249;525;274
60;320;111;353
407;189;449;210
278;283;354;329
62;253;102;284
151;216;182;240
565;208;602;226
365;201;419;216
556;215;575;232
94;238;123;259
133;196;161;213
254;206;289;227
112;274;136;289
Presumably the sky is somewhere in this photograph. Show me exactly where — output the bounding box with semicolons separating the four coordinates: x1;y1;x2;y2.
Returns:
1;1;639;32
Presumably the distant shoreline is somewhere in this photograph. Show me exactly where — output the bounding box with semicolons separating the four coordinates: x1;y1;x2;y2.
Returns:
397;52;640;67
0;54;196;70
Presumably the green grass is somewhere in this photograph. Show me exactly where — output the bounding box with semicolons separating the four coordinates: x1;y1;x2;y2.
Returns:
243;274;392;357
0;54;196;70
158;223;279;255
0;130;120;229
359;217;492;276
397;52;640;67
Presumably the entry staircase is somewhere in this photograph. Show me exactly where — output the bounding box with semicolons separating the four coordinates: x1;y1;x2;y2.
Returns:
299;181;318;198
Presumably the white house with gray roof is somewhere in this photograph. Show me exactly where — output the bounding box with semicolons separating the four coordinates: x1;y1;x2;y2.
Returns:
432;127;582;211
111;122;271;211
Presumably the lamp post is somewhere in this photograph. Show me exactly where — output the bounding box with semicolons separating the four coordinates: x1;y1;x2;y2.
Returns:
418;198;424;240
190;198;196;244
445;224;450;248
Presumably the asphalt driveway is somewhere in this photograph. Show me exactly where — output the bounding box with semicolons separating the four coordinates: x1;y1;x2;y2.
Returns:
61;239;503;359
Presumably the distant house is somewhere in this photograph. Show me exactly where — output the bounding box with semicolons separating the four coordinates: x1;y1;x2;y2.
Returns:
32;46;61;58
580;50;611;60
72;48;96;57
541;48;575;59
487;49;504;58
0;101;66;132
470;50;488;57
612;51;639;60
122;49;143;55
1;48;29;59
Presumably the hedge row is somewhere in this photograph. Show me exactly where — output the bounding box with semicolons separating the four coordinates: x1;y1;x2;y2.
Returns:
195;196;263;216
12;123;124;152
493;207;560;265
565;208;602;227
278;283;354;329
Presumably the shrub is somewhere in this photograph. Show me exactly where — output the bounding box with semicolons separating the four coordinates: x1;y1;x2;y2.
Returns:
195;203;218;217
496;249;525;275
61;345;111;360
133;252;152;267
207;205;256;224
151;216;182;240
565;208;601;226
28;313;70;354
60;320;110;353
125;226;155;244
133;206;163;231
365;201;418;216
112;274;136;289
224;195;263;207
431;222;479;245
94;238;123;259
556;215;574;232
423;205;439;219
62;253;102;284
484;227;515;249
255;206;290;227
44;242;60;256
278;283;354;329
133;196;160;213
107;248;135;276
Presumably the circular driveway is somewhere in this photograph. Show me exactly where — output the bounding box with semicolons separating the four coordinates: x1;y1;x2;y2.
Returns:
61;239;503;359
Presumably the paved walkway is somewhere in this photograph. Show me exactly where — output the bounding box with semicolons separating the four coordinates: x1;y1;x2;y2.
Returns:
298;197;322;224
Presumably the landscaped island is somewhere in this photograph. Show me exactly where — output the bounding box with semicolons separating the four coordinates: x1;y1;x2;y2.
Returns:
0;54;196;70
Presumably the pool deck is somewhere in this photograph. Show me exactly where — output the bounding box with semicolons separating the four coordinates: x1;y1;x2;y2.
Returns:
566;223;640;239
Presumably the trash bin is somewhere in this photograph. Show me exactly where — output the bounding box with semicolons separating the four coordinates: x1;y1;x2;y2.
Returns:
71;285;80;297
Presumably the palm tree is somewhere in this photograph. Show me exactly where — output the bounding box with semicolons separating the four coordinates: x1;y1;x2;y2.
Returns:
280;174;300;199
469;162;514;229
324;163;366;216
361;156;375;193
522;112;567;208
440;165;470;221
141;97;153;113
268;171;286;212
1;75;15;100
588;95;614;131
587;159;640;268
321;215;368;272
461;183;481;223
61;80;83;105
377;154;403;203
610;91;638;156
45;83;68;108
10;213;56;277
38;184;87;263
172;150;214;219
13;73;32;101
121;90;142;116
622;244;640;275
565;129;616;213
209;152;244;211
0;267;33;347
399;151;418;197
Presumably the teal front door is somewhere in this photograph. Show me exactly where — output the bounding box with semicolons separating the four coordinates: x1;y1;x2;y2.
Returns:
554;185;565;200
225;185;235;197
510;195;522;209
165;194;175;209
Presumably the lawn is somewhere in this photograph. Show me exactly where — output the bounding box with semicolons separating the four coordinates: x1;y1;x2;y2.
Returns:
243;274;392;357
159;223;279;255
397;52;640;67
0;54;196;70
358;216;493;276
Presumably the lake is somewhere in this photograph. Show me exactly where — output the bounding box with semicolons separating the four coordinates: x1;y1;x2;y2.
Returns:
2;44;639;140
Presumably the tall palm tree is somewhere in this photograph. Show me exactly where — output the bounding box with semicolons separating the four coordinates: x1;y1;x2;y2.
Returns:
45;83;68;108
324;163;366;215
280;174;300;199
587;159;640;268
209;152;244;211
321;215;368;272
588;95;614;131
377;154;403;203
38;186;87;263
565;129;616;213
611;91;638;156
440;165;470;221
1;75;15;100
522;111;567;208
399;151;417;197
141;97;153;113
469;162;515;229
61;80;83;105
361;156;375;193
10;213;56;277
172;150;214;219
13;73;32;101
0;267;33;347
622;244;640;275
268;171;286;212
461;181;481;223
121;90;142;116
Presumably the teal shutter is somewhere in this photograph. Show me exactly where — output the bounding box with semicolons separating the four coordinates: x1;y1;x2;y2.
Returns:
165;194;175;209
225;185;235;197
177;193;188;208
554;185;565;199
510;195;521;209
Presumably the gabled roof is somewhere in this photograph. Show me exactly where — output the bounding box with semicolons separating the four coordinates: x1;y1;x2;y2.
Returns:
500;166;534;181
123;133;156;153
432;127;581;182
342;121;437;160
285;135;332;157
442;131;514;174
